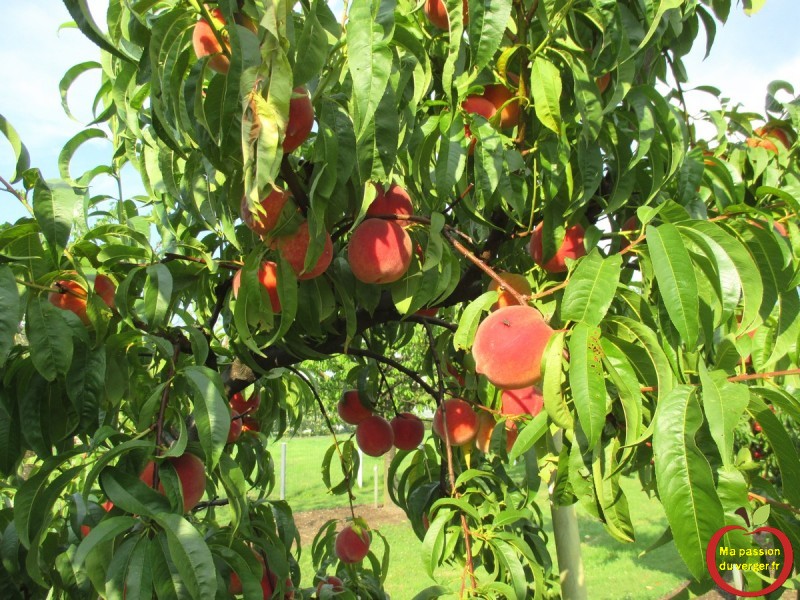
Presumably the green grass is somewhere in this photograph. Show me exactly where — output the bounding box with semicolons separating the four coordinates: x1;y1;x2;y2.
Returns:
273;436;691;598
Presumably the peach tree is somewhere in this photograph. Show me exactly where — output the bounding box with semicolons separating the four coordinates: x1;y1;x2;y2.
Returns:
0;0;798;597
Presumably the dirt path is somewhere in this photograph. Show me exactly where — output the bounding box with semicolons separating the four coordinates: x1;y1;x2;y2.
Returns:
293;503;410;546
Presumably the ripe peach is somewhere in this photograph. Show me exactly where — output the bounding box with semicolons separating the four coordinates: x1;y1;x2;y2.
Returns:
446;362;466;387
228;412;243;444
241;188;293;237
366;183;414;223
229;551;265;595
415;307;439;317
501;386;544;416
49;276;116;324
423;0;468;29
482;84;519;129
139;453;206;512
390;413;425;450
474;412;517;453
232;261;281;313
316;575;345;595
528;222;586;273
283;87;314;154
488;272;531;310
335;524;371;563
231;391;260;415
337;390;374;425
241;416;260;432
347;219;412;284
277;221;334;280
462;95;496;153
596;72;611;93
355;415;394;457
472;305;554;389
80;500;114;538
192;9;231;74
432;398;478;445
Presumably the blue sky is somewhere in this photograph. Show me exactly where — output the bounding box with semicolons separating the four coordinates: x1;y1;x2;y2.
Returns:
1;0;799;224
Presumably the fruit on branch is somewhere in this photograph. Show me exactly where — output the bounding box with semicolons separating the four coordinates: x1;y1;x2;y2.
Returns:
335;523;371;563
482;84;520;129
277;221;334;280
347;219;413;284
337;390;374;425
415;307;439;317
232;261;282;313
229;551;266;595
139;453;206;512
228;411;243;444
472;305;554;389
487;272;531;310
474;412;517;453
501;386;544;416
596;72;611;93
446;362;466;387
283;87;314;153
366;183;414;224
528;222;587;273
241;416;260;432
48;275;116;325
80;500;114;538
241;188;294;237
390;413;425;450
191;8;257;75
231;391;260;415
462;95;496;153
316;575;345;595
423;0;468;29
746;126;791;154
355;415;395;457
432;398;478;445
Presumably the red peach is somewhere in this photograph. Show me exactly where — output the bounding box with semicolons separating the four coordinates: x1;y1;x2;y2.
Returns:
241;188;293;237
49;280;89;324
337;390;374;425
355;415;394;457
482;84;519;129
283;87;314;154
390;413;425;450
227;412;243;444
528;222;587;273
472;305;554;389
139;453;206;512
366;183;414;224
231;391;260;415
501;386;544;416
432;398;478;446
94;274;116;309
232;261;281;313
277;221;334;280
192;9;231;74
596;73;611;93
487;272;532;310
462;95;496;153
347;219;412;284
423;0;468;29
335;524;371;563
316;575;345;595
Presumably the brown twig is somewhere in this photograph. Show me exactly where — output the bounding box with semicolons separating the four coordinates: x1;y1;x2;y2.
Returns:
279;155;309;213
343;347;439;398
638;368;800;393
0;174;33;214
152;343;181;490
747;492;800;517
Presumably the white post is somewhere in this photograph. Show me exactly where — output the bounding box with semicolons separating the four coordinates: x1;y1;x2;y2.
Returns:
373;465;379;508
357;448;364;488
280;442;287;500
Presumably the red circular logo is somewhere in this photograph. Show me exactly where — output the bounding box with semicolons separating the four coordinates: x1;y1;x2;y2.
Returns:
706;524;794;597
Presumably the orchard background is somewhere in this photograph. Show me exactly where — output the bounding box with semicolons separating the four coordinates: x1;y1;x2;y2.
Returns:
0;0;799;598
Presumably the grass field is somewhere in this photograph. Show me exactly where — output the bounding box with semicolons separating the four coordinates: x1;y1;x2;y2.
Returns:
269;435;691;599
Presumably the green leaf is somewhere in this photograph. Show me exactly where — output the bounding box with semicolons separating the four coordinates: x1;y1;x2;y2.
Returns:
0;267;20;366
66;344;106;433
747;395;800;506
646;223;699;345
293;0;329;86
59;61;102;121
63;0;135;62
181;366;229;469
100;466;172;517
32;178;80;260
468;0;513;72
26;297;73;382
530;55;562;134
508;411;548;462
73;517;139;568
653;386;725;580
542;330;572;429
698;364;748;468
452;291;497;351
144;263;172;329
560;250;621;326
593;440;635;542
347;0;395;137
151;513;217;600
0;113;31;183
58;128;108;184
568;324;606;448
